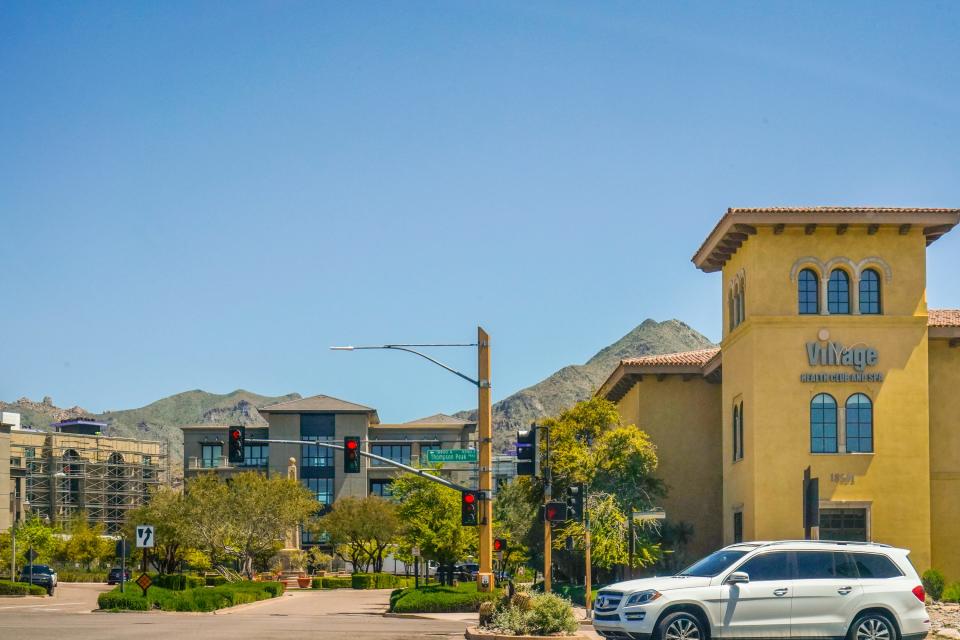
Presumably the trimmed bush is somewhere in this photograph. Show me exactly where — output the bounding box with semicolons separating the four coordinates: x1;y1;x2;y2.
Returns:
351;573;413;590
943;582;960;603
205;575;227;587
154;574;205;591
97;580;284;612
0;580;47;596
57;570;108;583
922;569;946;601
390;582;500;614
313;576;352;589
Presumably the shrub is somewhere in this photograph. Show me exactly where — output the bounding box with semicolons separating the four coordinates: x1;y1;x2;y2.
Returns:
98;591;149;611
351;573;412;590
56;570;108;583
528;593;579;635
390;582;500;614
154;574;205;591
0;580;47;596
205;575;227;587
922;569;946;601
943;582;960;603
314;576;352;589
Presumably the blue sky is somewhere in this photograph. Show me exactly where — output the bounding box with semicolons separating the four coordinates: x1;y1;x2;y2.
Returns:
2;2;959;421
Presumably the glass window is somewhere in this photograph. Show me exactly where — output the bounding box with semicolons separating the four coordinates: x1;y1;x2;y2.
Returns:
733;512;743;544
738;401;744;460
242;444;269;467
828;269;851;314
798;269;820;314
369;479;394;498
737;552;792;582
845;394;874;453
419;443;441;463
302;436;334;468
819;508;867;542
732;404;740;462
851;553;902;579
859;269;882;315
729;292;735;332
371;444;411;467
303;477;333;506
811;394;838;453
796;551;838;579
201;444;222;468
739;283;745;325
678;548;750;577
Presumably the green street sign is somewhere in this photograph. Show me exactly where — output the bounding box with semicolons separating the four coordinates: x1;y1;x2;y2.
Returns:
427;448;477;463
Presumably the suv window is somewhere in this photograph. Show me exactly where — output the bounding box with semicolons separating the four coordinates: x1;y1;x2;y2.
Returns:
679;548;750;577
851;553;902;579
796;551;857;579
737;552;792;581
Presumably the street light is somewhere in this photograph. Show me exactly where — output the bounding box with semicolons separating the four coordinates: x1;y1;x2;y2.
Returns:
332;327;495;592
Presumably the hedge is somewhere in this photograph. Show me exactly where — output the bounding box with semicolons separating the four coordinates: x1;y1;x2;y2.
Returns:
0;580;47;596
351;573;414;590
57;570;108;583
97;580;285;612
153;574;205;591
531;582;605;606
312;576;352;589
205;575;227;587
389;582;500;614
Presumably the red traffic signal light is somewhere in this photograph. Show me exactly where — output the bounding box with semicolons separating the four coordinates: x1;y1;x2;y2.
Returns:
493;538;507;553
461;490;479;526
344;436;361;473
227;426;245;464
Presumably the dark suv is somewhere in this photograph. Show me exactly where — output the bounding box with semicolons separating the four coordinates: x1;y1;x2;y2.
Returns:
107;567;131;585
19;565;57;595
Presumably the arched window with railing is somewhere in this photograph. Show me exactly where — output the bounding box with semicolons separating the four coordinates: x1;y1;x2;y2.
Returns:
845;393;874;453
811;393;838;453
828;269;851;314
859;268;882;315
798;268;820;314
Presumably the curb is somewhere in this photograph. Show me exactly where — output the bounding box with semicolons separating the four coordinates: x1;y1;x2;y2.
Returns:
464;625;592;640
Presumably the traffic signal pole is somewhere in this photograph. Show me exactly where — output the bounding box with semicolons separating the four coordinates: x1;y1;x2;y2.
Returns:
477;327;494;593
543;424;551;593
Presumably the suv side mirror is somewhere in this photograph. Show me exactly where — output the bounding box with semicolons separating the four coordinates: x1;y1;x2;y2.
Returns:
726;571;750;585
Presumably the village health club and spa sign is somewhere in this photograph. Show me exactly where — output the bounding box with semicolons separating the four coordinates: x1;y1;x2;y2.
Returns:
800;330;884;383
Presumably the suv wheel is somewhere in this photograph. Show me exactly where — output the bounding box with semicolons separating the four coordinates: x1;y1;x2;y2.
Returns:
850;612;897;640
657;611;706;640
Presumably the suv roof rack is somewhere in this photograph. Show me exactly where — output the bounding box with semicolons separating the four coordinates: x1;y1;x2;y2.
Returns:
754;540;892;548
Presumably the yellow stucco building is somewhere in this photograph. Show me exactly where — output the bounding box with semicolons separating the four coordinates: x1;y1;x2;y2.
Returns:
598;207;960;579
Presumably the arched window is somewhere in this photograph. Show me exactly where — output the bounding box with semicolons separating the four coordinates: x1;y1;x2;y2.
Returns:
859;269;881;315
845;393;873;453
811;393;838;453
732;403;741;461
739;281;746;325
728;291;734;332
798;269;819;314
828;269;851;314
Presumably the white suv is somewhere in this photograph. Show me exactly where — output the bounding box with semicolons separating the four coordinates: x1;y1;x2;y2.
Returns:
593;541;929;640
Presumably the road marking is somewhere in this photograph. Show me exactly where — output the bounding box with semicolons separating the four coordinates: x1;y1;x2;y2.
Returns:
0;601;84;610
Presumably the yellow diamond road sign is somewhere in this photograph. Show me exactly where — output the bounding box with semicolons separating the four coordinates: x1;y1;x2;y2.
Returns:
136;573;152;591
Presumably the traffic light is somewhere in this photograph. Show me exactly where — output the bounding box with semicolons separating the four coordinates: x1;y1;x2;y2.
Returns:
493;538;507;553
566;485;584;522
228;426;245;464
461;490;479;526
543;501;568;523
516;426;537;476
344;436;361;473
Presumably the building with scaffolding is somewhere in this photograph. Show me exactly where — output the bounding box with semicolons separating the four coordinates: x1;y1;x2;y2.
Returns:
4;416;167;534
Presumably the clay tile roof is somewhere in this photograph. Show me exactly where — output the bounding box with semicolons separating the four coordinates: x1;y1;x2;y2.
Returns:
929;309;960;327
621;347;722;368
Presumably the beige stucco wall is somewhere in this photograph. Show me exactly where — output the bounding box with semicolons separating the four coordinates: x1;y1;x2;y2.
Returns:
929;338;960;581
615;375;723;561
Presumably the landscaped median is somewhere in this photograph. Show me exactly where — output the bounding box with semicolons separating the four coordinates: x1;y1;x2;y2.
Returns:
0;580;47;596
97;578;284;612
389;582;501;614
311;573;415;590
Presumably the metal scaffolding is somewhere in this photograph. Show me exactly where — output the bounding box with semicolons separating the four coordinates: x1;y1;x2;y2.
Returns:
10;431;166;534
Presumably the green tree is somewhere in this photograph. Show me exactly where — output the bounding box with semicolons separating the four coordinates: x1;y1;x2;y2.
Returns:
7;516;60;566
182;471;317;578
493;477;537;575
539;398;665;574
124;487;197;574
315;496;399;573
390;474;477;580
58;512;113;570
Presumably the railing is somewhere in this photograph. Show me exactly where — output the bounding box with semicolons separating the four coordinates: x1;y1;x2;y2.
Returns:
188;456;230;470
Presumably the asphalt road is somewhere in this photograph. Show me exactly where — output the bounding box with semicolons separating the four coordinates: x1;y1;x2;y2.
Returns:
0;584;469;640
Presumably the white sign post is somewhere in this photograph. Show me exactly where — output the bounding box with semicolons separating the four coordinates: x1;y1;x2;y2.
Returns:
135;525;155;548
